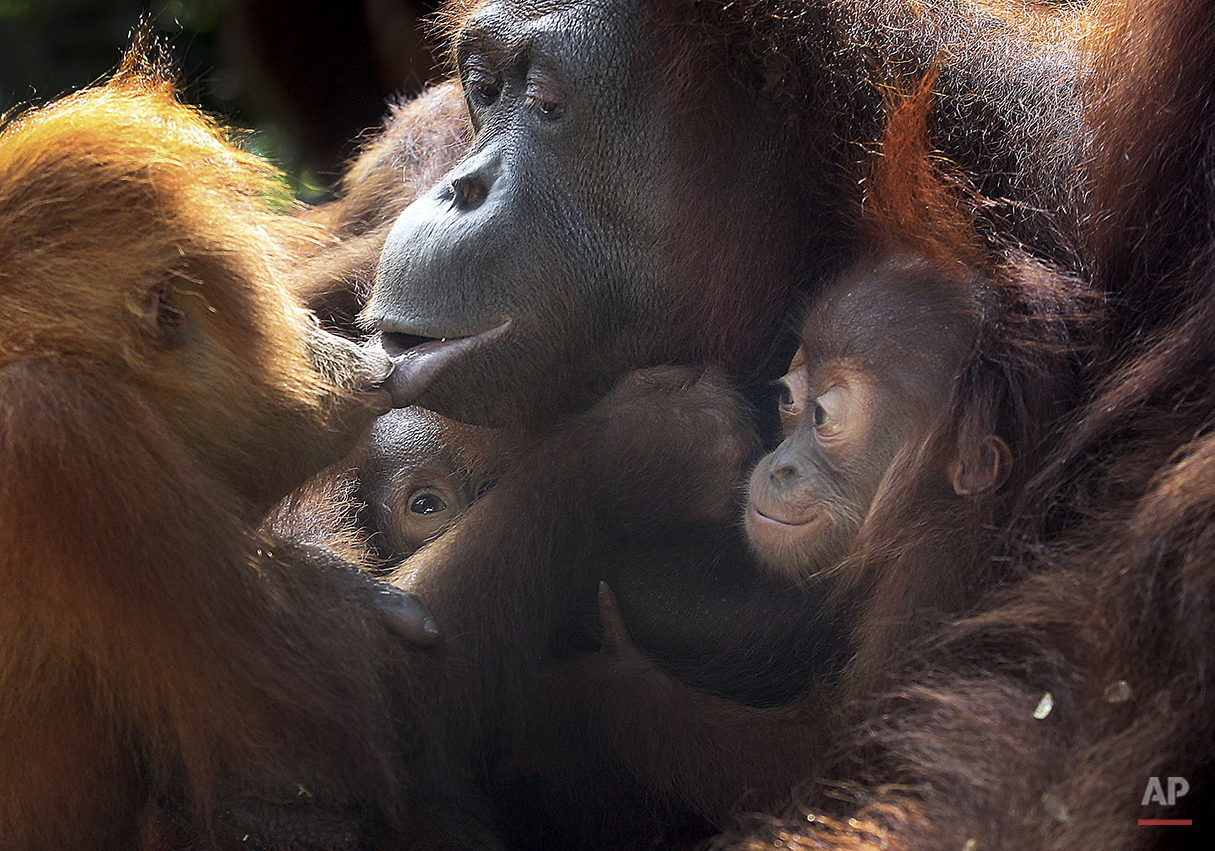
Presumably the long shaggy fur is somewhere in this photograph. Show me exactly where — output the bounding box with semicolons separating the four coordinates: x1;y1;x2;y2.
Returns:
713;0;1215;846
0;52;410;849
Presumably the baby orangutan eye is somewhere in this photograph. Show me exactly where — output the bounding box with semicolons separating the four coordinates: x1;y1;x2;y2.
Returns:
812;401;828;427
409;489;449;516
811;386;851;437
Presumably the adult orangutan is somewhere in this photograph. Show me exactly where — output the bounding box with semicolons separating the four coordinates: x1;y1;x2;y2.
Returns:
370;0;1083;429
342;0;1093;847
291;59;1092;851
347;0;1087;784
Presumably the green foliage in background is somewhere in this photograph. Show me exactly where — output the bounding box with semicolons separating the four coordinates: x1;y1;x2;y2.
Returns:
0;0;324;199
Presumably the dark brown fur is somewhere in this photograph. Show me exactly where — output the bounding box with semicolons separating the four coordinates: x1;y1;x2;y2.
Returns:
704;1;1215;847
644;0;1086;376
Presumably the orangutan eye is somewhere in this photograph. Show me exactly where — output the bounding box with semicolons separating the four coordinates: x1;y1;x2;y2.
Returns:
812;386;850;438
409;490;449;516
812;401;828;427
470;80;502;108
461;50;503;112
526;94;565;120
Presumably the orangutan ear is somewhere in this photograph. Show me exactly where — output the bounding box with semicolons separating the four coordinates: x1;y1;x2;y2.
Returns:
948;434;1012;496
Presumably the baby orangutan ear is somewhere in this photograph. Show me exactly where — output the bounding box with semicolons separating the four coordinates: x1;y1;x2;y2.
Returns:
948;434;1012;496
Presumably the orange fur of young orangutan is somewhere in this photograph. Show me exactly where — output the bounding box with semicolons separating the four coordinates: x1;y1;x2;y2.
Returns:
0;53;406;849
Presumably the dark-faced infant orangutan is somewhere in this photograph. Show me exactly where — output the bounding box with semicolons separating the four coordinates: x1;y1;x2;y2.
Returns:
357;406;502;560
535;234;1093;829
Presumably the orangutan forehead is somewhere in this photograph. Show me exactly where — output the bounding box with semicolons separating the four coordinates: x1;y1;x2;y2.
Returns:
797;253;981;380
458;0;641;50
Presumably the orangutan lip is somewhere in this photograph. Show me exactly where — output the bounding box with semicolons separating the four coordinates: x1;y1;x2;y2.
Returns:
748;503;814;528
358;346;395;415
378;318;511;407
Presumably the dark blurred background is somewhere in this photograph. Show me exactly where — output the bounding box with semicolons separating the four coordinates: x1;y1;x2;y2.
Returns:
0;0;447;197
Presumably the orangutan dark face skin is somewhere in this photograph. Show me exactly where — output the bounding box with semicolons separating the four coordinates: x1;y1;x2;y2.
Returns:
368;0;676;428
746;254;1011;579
367;0;1075;434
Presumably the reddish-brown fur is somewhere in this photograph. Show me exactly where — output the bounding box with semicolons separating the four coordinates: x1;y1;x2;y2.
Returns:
701;0;1215;846
821;75;1099;697
642;0;1085;377
510;80;1098;834
0;55;419;849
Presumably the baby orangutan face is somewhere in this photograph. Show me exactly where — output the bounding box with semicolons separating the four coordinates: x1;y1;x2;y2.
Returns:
745;253;1009;579
362;407;501;557
747;350;895;577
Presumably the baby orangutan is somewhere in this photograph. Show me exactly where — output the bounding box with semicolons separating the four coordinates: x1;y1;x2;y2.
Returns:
748;253;1011;580
515;142;1094;826
744;250;1023;691
531;238;1090;828
357;407;503;561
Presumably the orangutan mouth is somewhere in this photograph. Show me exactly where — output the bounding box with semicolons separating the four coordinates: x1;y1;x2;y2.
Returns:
748;503;817;528
379;319;512;407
